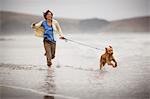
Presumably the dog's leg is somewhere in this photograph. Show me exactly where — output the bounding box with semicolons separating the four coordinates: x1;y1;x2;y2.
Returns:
112;59;117;67
108;62;115;67
100;62;106;70
100;56;103;70
100;62;103;70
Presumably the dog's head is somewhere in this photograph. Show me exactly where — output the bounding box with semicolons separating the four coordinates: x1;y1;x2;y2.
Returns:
105;46;113;55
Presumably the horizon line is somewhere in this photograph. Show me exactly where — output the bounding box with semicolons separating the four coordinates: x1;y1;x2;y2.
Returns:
1;10;149;21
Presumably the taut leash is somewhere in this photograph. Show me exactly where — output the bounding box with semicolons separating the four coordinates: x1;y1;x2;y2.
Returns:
64;38;102;51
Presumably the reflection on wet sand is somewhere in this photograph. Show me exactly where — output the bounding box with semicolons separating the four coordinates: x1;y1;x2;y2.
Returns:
43;70;56;94
43;70;55;99
44;95;54;99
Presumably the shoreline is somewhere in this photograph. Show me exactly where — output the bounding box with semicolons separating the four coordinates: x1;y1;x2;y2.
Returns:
1;85;149;99
1;85;78;99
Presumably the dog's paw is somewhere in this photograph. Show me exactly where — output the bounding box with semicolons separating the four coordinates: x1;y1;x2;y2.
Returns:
113;64;117;68
115;63;117;67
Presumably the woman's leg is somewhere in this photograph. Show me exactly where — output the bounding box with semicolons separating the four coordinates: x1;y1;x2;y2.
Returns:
44;39;52;67
51;42;56;59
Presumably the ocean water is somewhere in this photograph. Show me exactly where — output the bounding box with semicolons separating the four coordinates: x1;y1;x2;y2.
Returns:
0;33;150;99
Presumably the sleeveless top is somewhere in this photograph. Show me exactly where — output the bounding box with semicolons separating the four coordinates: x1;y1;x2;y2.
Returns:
42;20;56;43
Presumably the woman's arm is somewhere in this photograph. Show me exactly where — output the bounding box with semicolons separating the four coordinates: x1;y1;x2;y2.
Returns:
54;20;65;39
31;21;43;29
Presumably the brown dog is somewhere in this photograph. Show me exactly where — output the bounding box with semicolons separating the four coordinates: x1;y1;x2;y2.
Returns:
100;46;117;70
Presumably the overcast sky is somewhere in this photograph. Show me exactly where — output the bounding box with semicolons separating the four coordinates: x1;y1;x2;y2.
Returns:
1;0;149;20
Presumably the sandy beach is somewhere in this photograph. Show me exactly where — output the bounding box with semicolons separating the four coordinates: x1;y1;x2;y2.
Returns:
2;86;72;99
0;33;150;99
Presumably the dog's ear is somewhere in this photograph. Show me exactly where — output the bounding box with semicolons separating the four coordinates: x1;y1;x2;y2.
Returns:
109;45;112;48
105;47;108;53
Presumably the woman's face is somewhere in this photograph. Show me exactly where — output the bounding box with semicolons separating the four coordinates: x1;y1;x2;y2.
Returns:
46;12;53;20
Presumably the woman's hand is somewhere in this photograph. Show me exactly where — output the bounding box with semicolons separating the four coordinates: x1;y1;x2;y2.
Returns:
32;23;36;26
59;36;65;39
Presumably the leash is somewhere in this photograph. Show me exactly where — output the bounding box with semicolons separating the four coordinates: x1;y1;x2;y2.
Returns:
64;38;102;51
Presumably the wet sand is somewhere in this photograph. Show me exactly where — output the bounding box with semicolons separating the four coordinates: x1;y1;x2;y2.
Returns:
2;84;149;99
1;86;149;99
1;86;70;99
1;63;149;99
0;33;150;99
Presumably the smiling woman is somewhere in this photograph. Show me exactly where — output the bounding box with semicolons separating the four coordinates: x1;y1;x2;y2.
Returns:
31;10;65;68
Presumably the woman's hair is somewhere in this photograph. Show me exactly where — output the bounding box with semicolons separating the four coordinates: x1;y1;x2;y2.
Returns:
43;10;53;20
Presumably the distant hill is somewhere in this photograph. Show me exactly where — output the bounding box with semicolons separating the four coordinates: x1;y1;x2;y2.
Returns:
79;18;109;33
100;16;150;32
0;11;149;35
1;11;43;35
0;11;109;34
